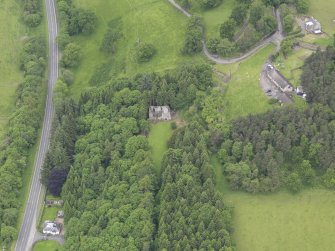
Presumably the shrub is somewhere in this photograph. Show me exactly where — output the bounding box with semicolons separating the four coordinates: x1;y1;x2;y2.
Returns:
135;42;156;63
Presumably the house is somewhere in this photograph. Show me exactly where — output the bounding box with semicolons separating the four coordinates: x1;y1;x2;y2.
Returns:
266;65;293;93
43;221;61;235
57;210;64;218
305;17;322;34
149;106;172;121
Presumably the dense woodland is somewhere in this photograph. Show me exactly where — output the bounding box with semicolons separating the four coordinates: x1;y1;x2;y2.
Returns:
53;64;233;250
0;33;46;247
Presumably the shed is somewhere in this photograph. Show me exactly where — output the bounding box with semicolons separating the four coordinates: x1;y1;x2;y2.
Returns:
149;106;172;121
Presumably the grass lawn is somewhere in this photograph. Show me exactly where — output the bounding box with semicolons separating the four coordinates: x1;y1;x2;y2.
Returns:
215;44;274;121
212;156;335;251
70;0;202;98
0;0;26;139
148;121;173;170
33;241;60;251
308;0;335;35
274;47;313;87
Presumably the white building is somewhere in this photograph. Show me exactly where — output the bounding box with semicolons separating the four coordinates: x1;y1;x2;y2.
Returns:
149;106;172;121
43;221;60;235
305;17;322;34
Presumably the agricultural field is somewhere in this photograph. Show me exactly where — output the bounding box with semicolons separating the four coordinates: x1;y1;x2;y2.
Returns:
0;0;25;139
33;241;60;251
212;156;335;251
71;0;202;98
148;121;173;170
215;45;275;121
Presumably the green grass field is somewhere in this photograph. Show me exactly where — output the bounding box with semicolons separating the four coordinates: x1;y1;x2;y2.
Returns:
211;156;335;251
33;241;60;251
215;45;274;121
148;121;173;169
0;0;26;138
308;0;335;35
70;0;202;98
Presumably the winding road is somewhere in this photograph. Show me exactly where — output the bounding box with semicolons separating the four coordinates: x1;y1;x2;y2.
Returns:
168;0;284;64
15;0;59;250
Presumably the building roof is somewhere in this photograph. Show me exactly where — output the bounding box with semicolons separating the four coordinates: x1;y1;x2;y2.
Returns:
43;221;60;235
149;106;172;121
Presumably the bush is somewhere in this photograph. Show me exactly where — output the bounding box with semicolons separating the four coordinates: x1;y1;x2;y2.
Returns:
135;42;156;63
182;16;203;54
61;43;81;68
171;122;177;130
62;69;74;85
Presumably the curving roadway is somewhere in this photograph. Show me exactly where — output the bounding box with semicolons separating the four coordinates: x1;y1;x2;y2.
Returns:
15;0;58;250
167;0;284;64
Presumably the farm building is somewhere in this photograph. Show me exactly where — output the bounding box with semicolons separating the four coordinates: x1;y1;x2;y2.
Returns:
149;106;172;121
305;17;322;34
266;65;293;93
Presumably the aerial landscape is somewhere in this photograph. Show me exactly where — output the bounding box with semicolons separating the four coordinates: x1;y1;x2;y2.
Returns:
0;0;335;250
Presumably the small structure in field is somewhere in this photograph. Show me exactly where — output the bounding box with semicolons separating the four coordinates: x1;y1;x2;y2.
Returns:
149;106;171;121
305;17;322;34
296;86;307;99
43;221;61;235
266;64;293;93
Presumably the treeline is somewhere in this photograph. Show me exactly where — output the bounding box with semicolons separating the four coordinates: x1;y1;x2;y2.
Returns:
157;122;233;250
301;46;335;112
21;0;43;27
41;81;77;196
0;36;46;245
59;63;233;249
219;105;335;193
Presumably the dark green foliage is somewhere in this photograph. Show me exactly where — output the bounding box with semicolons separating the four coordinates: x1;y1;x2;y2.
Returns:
230;4;248;26
182;16;203;55
48;169;68;196
301;47;335;111
61;43;81;68
295;0;309;13
220;104;335;193
22;0;42;27
220;19;236;41
68;8;97;35
157;122;233;250
57;63;231;249
199;0;223;9
135;42;157;63
0;36;46;242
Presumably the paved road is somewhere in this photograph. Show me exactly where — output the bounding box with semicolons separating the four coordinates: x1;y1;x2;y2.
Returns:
15;0;58;250
167;0;284;64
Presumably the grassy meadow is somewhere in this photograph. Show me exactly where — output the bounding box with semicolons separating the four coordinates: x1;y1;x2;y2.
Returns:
215;45;274;121
33;241;60;251
211;156;335;251
70;0;202;98
148;121;173;170
0;0;26;139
